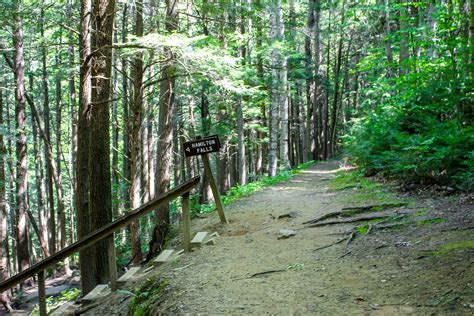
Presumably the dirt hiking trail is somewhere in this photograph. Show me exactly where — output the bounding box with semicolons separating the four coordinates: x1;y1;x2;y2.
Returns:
90;160;473;315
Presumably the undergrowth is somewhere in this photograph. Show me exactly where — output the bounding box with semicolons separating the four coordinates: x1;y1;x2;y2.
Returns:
191;160;316;215
129;275;169;316
30;288;81;316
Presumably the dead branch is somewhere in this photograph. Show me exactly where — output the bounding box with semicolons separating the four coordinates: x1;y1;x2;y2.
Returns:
314;236;348;251
248;269;286;278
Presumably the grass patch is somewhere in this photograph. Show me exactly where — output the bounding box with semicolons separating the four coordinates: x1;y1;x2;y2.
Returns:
417;218;446;226
331;169;407;206
192;161;316;215
432;239;474;256
130;275;169;316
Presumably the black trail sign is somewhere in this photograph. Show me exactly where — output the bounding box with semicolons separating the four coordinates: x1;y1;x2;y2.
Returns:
183;135;221;157
182;135;228;223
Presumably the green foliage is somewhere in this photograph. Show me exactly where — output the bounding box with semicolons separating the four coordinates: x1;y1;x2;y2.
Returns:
30;288;81;316
191;161;316;215
345;59;473;189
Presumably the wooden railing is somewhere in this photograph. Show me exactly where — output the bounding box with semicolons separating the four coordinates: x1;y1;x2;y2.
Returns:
0;176;200;315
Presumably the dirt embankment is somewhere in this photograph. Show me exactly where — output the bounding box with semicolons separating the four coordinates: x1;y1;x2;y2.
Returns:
88;160;474;315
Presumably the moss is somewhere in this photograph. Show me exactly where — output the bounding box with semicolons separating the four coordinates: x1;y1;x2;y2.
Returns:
130;275;169;316
417;218;446;226
432;240;474;256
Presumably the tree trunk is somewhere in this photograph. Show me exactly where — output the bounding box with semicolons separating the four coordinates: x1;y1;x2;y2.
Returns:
130;0;144;266
0;89;10;281
399;0;409;75
149;0;179;259
67;0;77;249
89;0;116;284
40;7;56;259
77;0;95;295
13;0;31;283
269;0;286;176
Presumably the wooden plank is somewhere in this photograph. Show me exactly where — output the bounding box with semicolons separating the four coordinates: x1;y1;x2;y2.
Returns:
0;176;200;293
182;193;191;252
117;267;141;286
82;284;110;302
108;235;118;291
152;249;175;267
37;271;46;316
204;238;216;246
202;154;228;224
117;267;141;284
191;232;208;247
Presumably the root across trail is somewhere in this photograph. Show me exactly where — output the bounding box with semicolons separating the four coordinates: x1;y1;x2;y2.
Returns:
86;160;474;315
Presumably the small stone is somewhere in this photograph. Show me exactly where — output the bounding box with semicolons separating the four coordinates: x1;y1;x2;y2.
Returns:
277;229;297;239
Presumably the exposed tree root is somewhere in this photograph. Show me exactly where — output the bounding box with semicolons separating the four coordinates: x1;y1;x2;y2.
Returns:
303;202;408;225
306;215;391;228
341;202;408;211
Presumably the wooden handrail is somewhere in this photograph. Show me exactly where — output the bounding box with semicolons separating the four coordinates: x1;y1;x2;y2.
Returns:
0;176;200;293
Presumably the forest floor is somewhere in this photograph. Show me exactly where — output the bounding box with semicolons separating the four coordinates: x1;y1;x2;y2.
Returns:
76;160;474;314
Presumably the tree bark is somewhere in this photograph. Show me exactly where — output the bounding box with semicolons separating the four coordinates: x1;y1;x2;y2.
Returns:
149;0;179;258
269;0;286;176
13;0;31;283
89;0;116;284
130;0;144;266
77;0;95;295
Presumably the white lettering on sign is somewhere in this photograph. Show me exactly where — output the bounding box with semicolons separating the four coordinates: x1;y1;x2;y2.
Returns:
191;139;216;149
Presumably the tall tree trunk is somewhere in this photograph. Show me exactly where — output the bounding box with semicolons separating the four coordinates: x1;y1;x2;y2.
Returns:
130;0;144;266
0;89;10;281
149;0;179;258
55;58;71;275
269;0;286;176
305;0;315;162
31;110;49;259
13;0;31;283
40;6;56;259
89;0;116;284
121;3;131;221
312;0;322;161
67;0;77;249
77;0;95;295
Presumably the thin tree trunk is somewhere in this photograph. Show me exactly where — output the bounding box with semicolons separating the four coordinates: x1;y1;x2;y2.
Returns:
67;0;77;249
130;0;144;266
13;0;31;283
40;6;56;259
0;89;11;281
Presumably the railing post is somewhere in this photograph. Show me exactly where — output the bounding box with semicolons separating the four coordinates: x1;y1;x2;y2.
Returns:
182;193;191;252
201;153;228;224
38;270;46;316
108;234;118;291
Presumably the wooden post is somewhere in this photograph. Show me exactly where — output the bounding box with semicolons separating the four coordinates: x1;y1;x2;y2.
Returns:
38;270;46;316
182;193;191;252
202;153;228;224
108;234;118;291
